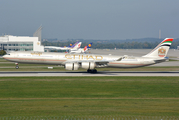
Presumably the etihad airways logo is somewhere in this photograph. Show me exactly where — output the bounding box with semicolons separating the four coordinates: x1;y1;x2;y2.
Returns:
31;52;42;56
65;54;103;60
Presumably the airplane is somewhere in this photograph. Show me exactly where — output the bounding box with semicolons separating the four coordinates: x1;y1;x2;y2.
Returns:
87;42;93;49
70;46;88;53
3;38;173;73
69;43;93;53
44;41;82;50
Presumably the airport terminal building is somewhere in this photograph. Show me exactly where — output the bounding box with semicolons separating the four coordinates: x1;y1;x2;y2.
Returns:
0;27;44;52
0;35;44;52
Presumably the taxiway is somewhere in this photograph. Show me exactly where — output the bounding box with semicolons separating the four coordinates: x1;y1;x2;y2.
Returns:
0;71;179;77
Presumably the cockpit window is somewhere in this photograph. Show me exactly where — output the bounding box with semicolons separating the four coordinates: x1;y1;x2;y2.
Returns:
6;54;10;55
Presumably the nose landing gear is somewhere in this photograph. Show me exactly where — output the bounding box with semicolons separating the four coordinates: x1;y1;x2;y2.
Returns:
15;63;19;69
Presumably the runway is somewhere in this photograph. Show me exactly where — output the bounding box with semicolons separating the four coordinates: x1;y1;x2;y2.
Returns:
0;71;179;76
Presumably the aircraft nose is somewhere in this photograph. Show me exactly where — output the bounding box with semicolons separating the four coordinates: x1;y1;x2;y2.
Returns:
2;55;6;59
2;54;8;59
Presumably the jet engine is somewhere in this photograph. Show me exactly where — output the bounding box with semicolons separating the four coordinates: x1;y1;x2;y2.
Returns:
81;62;96;69
65;63;79;70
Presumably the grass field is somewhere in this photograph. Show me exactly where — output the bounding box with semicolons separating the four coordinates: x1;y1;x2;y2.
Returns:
0;76;179;117
0;58;179;117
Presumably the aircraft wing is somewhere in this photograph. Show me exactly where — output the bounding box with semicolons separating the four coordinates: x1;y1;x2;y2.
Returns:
64;60;114;66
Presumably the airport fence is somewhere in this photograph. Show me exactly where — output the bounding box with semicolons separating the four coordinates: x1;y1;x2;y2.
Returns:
0;116;179;120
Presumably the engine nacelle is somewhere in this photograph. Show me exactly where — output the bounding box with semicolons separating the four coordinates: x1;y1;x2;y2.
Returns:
65;63;79;70
81;62;96;69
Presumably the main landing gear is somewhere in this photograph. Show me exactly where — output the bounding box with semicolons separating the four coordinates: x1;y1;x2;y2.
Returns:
15;63;19;69
87;69;97;73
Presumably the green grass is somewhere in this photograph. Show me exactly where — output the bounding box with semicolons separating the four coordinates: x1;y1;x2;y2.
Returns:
0;76;179;117
169;59;179;61
0;99;178;117
0;58;8;62
0;76;179;98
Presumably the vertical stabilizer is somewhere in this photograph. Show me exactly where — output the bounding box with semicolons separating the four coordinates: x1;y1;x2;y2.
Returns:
68;43;73;47
84;46;88;52
72;42;82;49
143;38;173;58
87;43;93;49
70;42;79;48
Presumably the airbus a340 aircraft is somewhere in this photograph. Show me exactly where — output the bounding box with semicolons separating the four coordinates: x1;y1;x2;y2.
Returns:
44;41;82;50
3;38;173;73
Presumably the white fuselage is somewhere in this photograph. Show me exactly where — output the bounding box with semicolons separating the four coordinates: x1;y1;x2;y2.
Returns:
44;46;78;50
3;51;161;68
44;42;82;51
69;48;85;54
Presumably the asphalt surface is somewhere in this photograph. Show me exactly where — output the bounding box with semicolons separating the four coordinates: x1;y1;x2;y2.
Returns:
0;71;179;76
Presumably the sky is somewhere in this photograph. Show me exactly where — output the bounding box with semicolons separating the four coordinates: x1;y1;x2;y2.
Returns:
0;0;179;40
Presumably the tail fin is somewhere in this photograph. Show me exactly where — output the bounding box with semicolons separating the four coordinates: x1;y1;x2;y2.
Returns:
143;38;173;58
72;42;82;49
68;43;73;47
87;43;93;49
71;42;79;48
84;46;88;52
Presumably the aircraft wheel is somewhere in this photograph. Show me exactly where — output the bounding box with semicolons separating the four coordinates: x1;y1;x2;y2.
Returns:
87;69;97;73
92;69;97;73
15;66;19;69
87;69;91;73
93;69;97;73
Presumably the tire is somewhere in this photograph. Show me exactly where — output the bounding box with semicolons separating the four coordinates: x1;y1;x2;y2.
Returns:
87;69;91;73
87;69;97;73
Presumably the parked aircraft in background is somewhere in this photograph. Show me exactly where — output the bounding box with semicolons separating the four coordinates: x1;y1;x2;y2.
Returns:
86;42;92;49
69;43;93;53
3;38;173;73
44;42;82;50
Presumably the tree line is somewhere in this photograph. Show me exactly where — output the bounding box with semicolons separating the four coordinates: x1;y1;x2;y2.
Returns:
42;41;179;49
